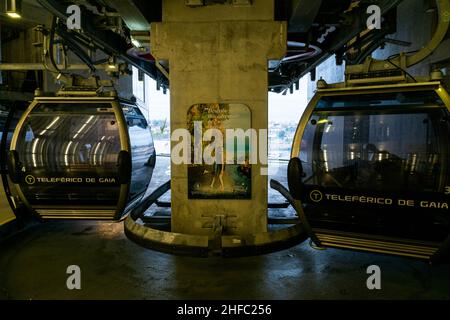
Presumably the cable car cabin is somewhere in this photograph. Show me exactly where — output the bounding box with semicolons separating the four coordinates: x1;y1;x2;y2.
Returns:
289;81;450;260
7;92;156;220
1;100;27;225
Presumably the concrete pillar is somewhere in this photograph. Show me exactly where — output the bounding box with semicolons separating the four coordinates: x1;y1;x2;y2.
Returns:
151;0;286;237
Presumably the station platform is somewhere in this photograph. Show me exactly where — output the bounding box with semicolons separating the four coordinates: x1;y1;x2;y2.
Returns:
1;157;449;300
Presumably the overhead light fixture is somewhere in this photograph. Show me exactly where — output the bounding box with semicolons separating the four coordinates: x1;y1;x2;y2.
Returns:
7;12;21;18
107;62;119;72
425;0;436;13
131;37;141;48
107;64;119;72
106;56;119;72
5;0;22;18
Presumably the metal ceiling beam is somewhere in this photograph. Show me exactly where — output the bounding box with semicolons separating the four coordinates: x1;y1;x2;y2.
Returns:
34;0;167;88
107;0;150;31
288;0;322;33
269;0;405;92
0;63;114;70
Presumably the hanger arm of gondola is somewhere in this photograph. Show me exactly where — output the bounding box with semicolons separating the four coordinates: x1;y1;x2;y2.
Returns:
346;0;450;77
129;180;171;221
36;0;169;89
270;179;321;246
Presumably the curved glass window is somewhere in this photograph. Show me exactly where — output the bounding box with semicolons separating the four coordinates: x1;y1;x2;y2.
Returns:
14;103;122;206
299;90;450;193
123;104;155;201
316;90;443;109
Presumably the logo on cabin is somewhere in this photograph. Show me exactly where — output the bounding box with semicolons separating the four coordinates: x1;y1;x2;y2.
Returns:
25;175;36;185
310;190;323;203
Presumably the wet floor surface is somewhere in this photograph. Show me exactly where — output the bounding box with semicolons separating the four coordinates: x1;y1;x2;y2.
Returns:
0;157;449;299
1;219;450;300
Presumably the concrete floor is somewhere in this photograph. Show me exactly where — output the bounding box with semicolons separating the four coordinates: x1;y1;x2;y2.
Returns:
1;157;450;300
